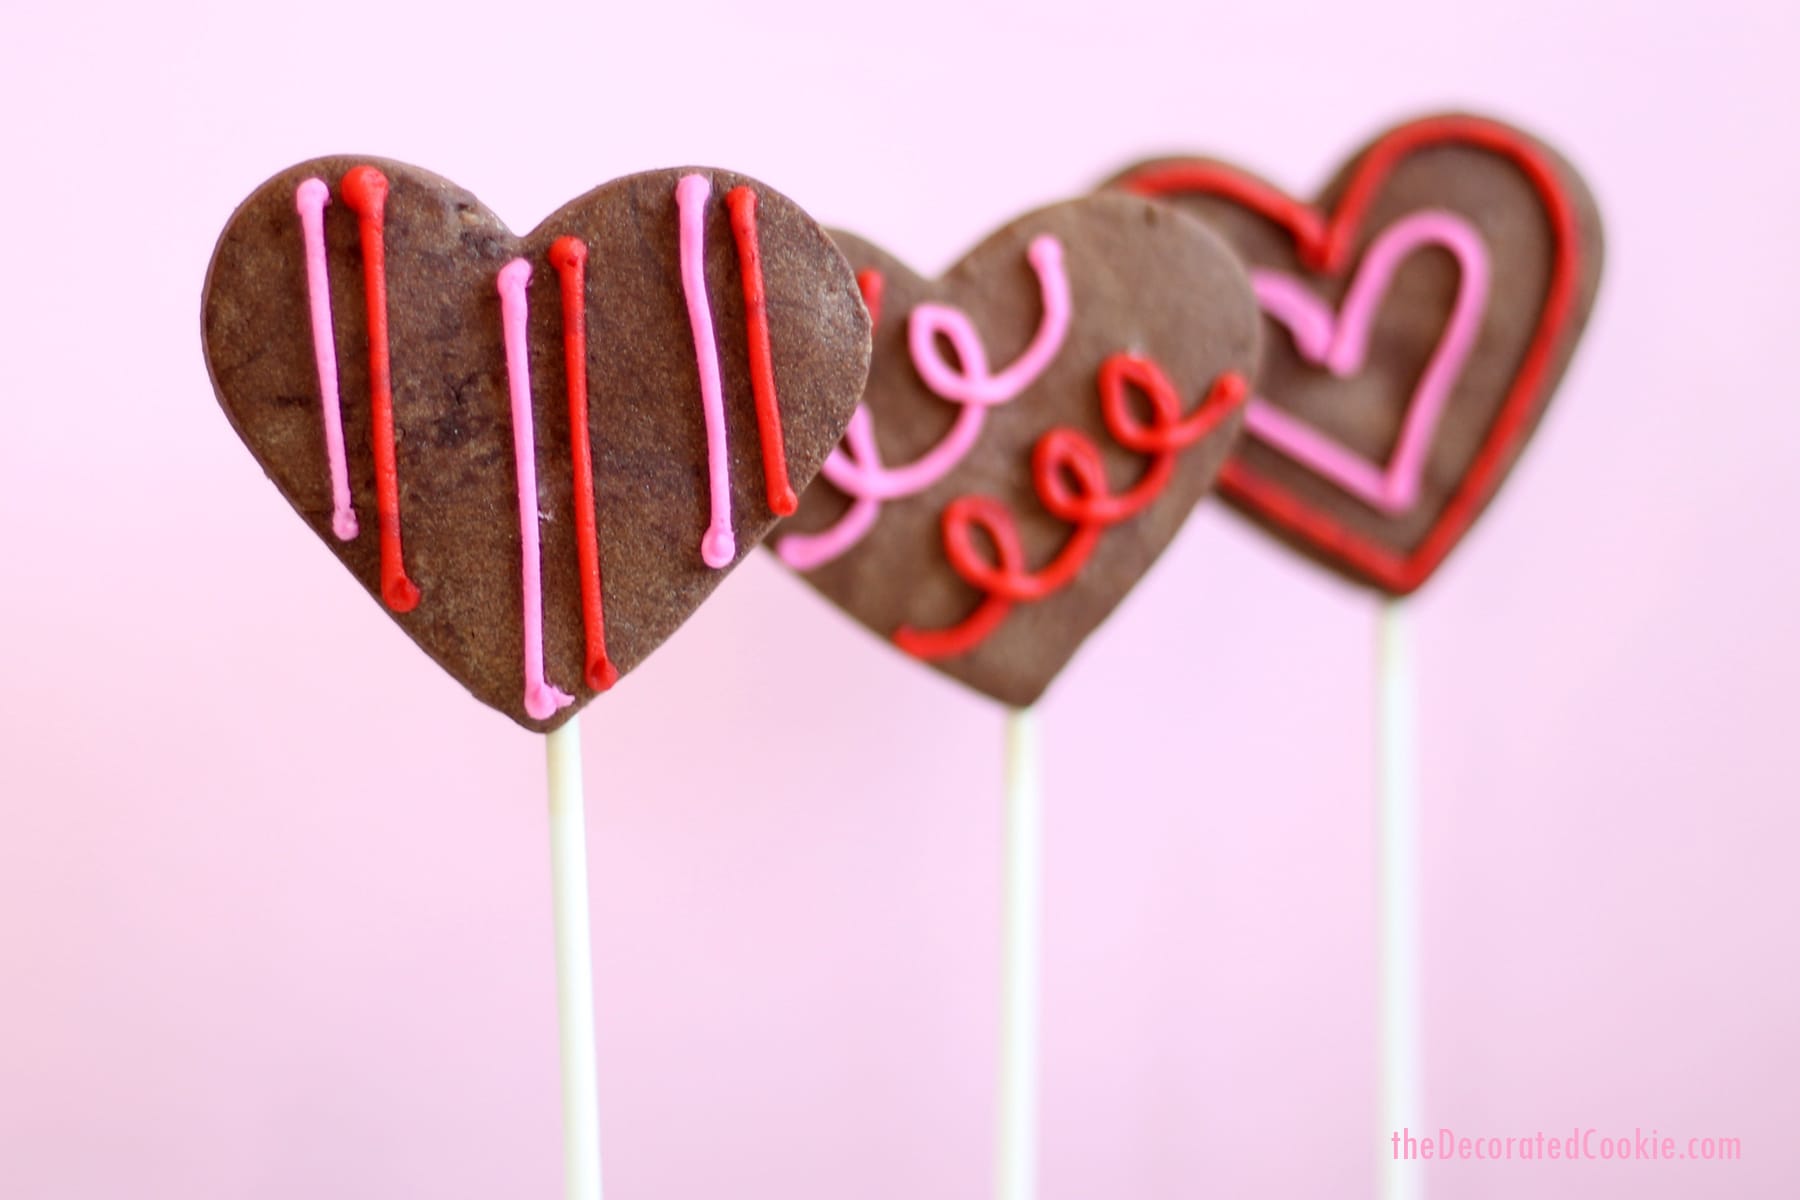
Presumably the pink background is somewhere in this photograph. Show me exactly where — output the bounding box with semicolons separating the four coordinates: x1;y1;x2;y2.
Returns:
2;1;1796;1196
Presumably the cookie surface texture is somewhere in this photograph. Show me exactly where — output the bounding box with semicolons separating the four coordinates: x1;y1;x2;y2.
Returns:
203;159;870;730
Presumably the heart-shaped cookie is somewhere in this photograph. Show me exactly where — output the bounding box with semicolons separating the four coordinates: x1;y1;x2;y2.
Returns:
1108;113;1604;594
772;193;1260;707
202;158;869;730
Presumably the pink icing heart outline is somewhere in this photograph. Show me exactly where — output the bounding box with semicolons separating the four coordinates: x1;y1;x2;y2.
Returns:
1246;209;1490;515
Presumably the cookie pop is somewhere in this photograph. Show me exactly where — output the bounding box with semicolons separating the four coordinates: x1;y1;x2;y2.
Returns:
1108;112;1605;1196
773;192;1261;1200
202;158;870;1198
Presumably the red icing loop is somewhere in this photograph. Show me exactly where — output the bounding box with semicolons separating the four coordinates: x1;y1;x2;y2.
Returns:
894;356;1247;660
1031;429;1114;525
339;164;419;613
1116;115;1584;593
549;235;618;692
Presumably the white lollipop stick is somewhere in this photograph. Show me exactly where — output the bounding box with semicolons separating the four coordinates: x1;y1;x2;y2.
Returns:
1377;602;1423;1200
546;717;603;1200
997;706;1042;1200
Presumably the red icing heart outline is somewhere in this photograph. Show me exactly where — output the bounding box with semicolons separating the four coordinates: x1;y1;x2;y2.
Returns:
1117;114;1584;594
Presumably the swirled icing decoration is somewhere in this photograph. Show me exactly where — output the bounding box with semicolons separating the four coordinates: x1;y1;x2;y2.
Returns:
895;356;1248;660
775;236;1071;570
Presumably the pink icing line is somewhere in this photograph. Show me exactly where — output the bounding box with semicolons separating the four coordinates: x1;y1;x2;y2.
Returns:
294;178;358;541
774;235;1070;569
675;174;735;569
497;259;574;722
1246;209;1491;516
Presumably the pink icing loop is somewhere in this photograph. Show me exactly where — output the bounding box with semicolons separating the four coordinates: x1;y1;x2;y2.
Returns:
906;235;1069;407
1246;209;1490;516
497;257;574;722
775;234;1071;570
816;404;986;501
293;177;359;542
776;408;884;571
779;492;880;573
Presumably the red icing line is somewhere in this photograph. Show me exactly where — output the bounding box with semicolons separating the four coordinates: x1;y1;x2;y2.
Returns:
856;269;885;331
894;357;1247;660
1115;116;1583;593
724;186;797;517
549;236;618;693
339;165;421;613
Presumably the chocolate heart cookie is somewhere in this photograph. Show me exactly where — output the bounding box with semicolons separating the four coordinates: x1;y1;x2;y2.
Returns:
202;158;869;730
773;193;1260;707
1108;113;1604;594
